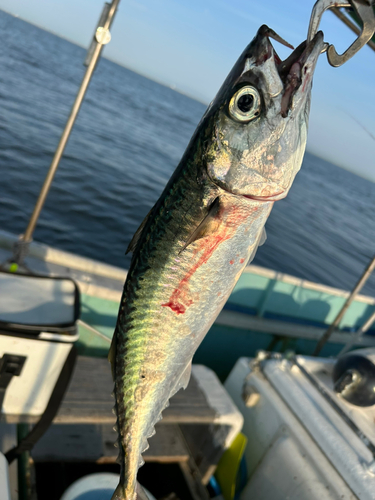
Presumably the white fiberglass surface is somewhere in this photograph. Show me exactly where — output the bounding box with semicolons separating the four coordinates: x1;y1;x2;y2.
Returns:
0;274;75;325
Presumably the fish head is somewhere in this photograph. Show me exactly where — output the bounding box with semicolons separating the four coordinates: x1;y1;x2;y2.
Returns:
204;25;324;200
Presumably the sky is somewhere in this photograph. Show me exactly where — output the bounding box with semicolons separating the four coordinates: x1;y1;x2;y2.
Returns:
0;0;374;182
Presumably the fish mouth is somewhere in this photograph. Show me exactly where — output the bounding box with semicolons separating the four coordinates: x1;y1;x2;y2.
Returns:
276;33;323;82
243;191;286;202
276;31;324;117
253;26;324;117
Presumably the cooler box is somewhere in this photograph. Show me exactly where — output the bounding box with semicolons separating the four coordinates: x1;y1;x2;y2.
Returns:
0;271;79;421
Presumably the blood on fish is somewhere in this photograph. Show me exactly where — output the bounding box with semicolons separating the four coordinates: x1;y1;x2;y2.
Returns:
240;258;245;264
161;299;187;315
229;260;234;265
162;203;251;314
162;234;227;313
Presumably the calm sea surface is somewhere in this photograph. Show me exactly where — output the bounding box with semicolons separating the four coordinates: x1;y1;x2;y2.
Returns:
0;11;374;295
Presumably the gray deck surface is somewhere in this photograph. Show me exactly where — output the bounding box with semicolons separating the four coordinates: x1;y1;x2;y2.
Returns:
54;356;216;425
31;356;232;491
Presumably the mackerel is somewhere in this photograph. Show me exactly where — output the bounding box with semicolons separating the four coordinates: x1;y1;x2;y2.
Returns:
110;25;324;500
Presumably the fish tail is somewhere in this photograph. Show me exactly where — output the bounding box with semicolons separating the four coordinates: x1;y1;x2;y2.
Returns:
136;482;150;500
111;481;149;500
111;482;127;500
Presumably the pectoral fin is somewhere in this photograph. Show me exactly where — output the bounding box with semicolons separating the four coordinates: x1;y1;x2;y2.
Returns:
259;226;267;246
248;226;267;265
180;197;221;253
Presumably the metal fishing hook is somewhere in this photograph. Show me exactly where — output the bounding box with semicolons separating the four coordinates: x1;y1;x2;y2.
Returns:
307;0;375;67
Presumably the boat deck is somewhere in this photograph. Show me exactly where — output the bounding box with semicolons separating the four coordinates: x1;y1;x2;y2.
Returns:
28;356;243;494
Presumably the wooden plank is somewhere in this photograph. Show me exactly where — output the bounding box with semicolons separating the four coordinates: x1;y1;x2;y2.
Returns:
32;423;189;464
52;357;216;425
3;358;218;425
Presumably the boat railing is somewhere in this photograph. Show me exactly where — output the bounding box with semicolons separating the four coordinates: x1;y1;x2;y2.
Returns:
8;0;121;270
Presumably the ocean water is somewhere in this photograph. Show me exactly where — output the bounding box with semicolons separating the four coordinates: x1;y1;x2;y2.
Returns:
0;11;374;296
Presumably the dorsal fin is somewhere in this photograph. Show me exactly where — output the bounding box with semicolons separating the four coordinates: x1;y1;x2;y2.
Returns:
126;206;154;255
180;197;221;254
108;333;116;381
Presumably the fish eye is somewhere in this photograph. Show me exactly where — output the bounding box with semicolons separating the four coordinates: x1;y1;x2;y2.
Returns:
228;86;261;122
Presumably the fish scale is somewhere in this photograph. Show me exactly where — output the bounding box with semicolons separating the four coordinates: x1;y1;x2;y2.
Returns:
110;25;324;500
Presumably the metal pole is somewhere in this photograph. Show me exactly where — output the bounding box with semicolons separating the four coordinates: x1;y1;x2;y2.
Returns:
313;255;375;355
20;0;121;248
339;309;375;356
